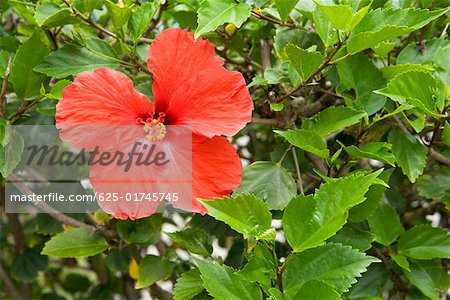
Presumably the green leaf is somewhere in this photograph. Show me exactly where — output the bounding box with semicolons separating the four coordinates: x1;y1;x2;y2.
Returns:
105;249;131;272
195;0;251;39
10;30;50;99
0;129;24;177
234;161;296;210
196;259;262;300
397;225;450;259
116;216;161;245
316;4;353;30
174;269;204;300
166;228;212;256
392;254;410;271
283;171;381;252
198;194;271;238
404;260;449;300
442;121;450;147
376;71;445;117
34;44;119;78
105;0;132;31
294;280;340;300
344;142;395;166
275;0;299;21
136;255;173;289
283;243;379;296
328;222;375;252
285;44;324;82
347;8;450;54
275;129;329;158
417;167;450;203
313;6;338;47
46;80;71;99
270;102;284;111
346;264;389;299
388;129;427;183
368;203;404;246
12;247;48;282
301;106;366;137
380;64;434;80
34;2;79;27
349;169;393;222
127;2;159;43
236;243;276;288
41;227;108;258
336;53;386;115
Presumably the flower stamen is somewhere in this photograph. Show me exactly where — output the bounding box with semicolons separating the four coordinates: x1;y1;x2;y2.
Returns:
138;112;167;141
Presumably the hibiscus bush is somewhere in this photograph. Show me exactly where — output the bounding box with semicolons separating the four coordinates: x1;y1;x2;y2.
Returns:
1;0;450;299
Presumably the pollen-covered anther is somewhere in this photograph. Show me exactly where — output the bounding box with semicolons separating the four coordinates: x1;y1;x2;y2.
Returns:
139;112;167;141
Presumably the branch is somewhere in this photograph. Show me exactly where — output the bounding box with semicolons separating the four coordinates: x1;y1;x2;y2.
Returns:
429;148;450;166
0;56;12;118
275;42;344;102
0;263;21;300
8;174;118;241
251;117;281;126
251;10;302;29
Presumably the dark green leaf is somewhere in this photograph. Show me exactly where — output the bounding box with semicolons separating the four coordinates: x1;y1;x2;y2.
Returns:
398;225;450;259
136;255;173;289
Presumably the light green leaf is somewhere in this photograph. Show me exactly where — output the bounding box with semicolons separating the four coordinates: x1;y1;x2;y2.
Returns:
195;0;251;39
301;106;366;137
376;71;445;117
316;4;353;30
372;41;396;57
283;243;379;296
196;259;262;300
336;53;386;115
275;129;329;158
127;2;159;43
34;2;79;27
174;269;204;300
198;194;271;238
283;171;381;252
294;280;340;300
166;228;212;256
344;142;395;166
0;129;24;177
348;8;449;54
285;44;324;82
10;30;50;99
380;64;434;80
234;161;296;210
392;254;410;271
313;6;338;47
398;225;450;259
349;169;393;222
275;0;299;21
388;129;427;183
41;227;108;258
368;203;404;246
105;0;132;31
404;260;449;300
236;243;276;288
34;44;119;78
270;102;284;111
136;255;173;289
443;122;450;147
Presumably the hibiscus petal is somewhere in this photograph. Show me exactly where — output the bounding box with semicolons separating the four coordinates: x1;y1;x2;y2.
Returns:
147;28;253;138
56;68;154;126
188;135;243;214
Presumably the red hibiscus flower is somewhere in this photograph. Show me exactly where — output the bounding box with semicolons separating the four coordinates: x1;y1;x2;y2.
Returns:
55;28;253;219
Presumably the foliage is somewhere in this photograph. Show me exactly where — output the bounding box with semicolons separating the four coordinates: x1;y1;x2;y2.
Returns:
1;0;450;299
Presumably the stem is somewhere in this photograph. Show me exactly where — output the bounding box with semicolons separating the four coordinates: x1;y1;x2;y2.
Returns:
251;11;302;29
291;148;304;194
277;251;296;291
275;42;344;102
0;56;12;118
